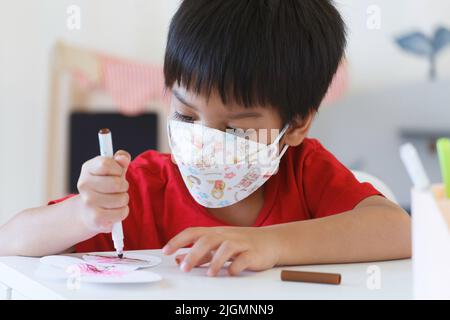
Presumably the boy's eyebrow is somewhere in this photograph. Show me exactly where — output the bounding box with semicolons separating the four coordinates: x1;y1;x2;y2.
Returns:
228;111;262;120
172;88;262;119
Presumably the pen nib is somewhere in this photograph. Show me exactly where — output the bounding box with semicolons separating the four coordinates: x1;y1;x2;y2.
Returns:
118;253;123;259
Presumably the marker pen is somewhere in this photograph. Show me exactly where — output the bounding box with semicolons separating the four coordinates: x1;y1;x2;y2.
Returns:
399;143;430;191
281;270;341;285
98;128;124;258
437;138;450;198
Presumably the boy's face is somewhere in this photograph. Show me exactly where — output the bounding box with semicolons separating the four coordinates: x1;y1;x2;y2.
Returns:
169;84;312;147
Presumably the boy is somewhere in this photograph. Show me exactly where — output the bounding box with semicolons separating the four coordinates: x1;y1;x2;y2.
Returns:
0;0;410;277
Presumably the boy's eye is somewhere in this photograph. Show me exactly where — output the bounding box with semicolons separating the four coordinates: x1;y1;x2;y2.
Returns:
172;112;242;133
173;111;195;123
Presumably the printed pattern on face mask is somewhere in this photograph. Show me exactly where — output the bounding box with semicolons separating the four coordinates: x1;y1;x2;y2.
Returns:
168;120;289;208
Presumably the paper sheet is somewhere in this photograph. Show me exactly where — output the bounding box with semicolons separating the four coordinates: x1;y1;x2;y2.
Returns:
37;252;162;284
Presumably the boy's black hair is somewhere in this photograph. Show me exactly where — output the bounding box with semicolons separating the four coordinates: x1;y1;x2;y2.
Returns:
164;0;346;124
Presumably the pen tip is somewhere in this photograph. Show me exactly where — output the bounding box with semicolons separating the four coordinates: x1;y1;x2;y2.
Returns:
118;253;123;259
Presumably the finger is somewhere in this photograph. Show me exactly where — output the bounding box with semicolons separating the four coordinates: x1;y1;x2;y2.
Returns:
180;236;222;272
82;191;129;209
86;156;124;177
81;176;129;194
114;150;131;175
162;227;207;255
175;252;213;267
207;241;243;277
175;255;184;265
227;251;253;276
95;207;129;231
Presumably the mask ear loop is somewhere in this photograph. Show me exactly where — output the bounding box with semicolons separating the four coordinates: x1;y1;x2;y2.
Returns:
272;124;290;158
262;124;290;172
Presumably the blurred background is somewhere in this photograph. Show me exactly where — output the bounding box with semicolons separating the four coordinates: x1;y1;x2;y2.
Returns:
0;0;449;225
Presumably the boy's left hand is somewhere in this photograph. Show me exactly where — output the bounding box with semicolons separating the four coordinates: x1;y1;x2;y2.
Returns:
162;226;280;276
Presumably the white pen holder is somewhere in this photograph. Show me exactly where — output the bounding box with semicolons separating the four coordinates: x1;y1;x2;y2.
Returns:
412;185;450;299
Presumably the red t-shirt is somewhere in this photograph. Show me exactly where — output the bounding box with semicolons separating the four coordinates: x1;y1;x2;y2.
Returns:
49;138;381;253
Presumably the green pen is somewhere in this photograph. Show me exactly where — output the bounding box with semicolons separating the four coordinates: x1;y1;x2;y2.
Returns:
437;138;450;198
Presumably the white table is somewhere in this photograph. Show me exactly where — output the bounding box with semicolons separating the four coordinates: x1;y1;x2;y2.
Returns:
0;250;413;300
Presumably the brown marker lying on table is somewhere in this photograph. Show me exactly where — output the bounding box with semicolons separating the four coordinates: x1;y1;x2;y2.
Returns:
281;270;341;285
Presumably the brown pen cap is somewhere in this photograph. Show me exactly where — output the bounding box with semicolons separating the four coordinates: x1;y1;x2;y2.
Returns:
281;270;341;285
99;128;111;134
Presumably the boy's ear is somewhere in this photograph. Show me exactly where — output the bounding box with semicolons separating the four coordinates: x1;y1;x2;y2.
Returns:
283;113;314;147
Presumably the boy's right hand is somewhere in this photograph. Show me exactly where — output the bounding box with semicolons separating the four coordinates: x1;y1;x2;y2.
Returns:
76;150;131;233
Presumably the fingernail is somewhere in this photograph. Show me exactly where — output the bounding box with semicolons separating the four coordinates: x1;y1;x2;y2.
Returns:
207;268;215;277
162;245;170;254
114;155;127;162
180;261;189;272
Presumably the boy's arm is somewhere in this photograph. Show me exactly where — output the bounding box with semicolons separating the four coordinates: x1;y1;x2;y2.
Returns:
163;196;411;276
0;195;95;256
0;150;131;257
271;195;411;265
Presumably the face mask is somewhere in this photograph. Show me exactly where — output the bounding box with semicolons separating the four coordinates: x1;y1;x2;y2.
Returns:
167;119;289;208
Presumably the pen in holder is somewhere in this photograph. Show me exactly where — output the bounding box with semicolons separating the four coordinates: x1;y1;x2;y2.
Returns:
412;184;450;300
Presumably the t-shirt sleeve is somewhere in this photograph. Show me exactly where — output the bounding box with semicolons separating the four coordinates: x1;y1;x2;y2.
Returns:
302;140;383;218
47;194;77;205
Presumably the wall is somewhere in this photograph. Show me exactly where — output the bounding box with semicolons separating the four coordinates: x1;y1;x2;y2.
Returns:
0;0;175;224
310;80;450;207
337;0;450;91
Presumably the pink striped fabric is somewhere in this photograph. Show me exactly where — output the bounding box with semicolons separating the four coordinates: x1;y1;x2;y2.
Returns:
99;54;170;116
71;53;345;114
321;59;348;106
71;70;97;90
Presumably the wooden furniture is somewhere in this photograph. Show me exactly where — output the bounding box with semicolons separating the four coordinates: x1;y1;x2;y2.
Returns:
46;41;169;201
